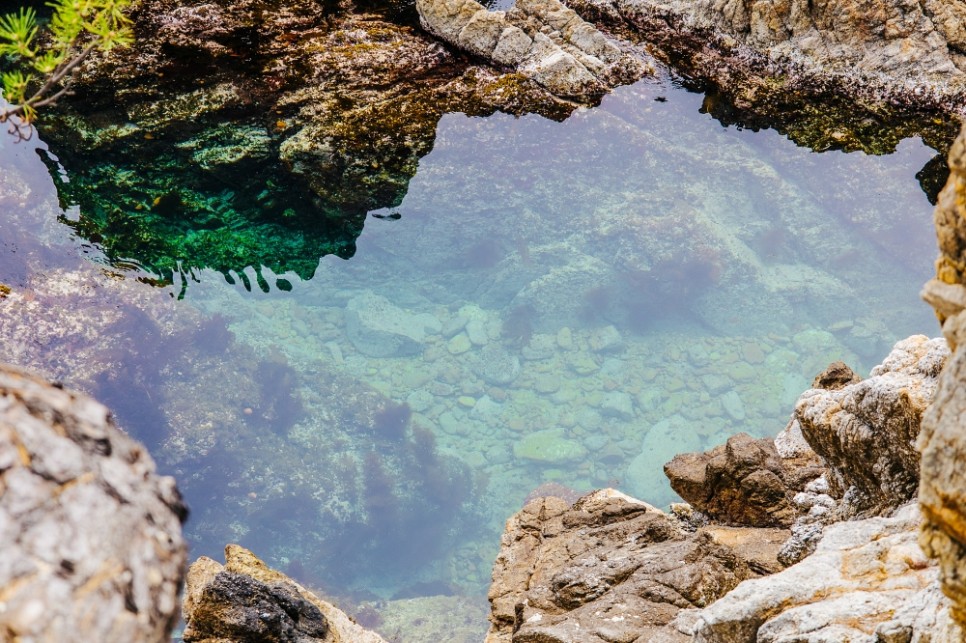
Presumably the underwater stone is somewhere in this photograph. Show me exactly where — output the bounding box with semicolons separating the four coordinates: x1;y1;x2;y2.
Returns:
589;325;623;353
721;390;746;421
513;428;588;464
345;292;440;358
466;319;489;346
480;344;522;385
522;334;556;360
447;333;473;354
625;415;701;507
556;327;574;350
600;390;635;420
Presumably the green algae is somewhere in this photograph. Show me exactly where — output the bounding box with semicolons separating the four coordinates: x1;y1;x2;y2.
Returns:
40;119;365;294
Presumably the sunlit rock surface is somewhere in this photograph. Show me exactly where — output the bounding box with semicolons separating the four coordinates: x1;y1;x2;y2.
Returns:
416;0;650;96
920;123;966;631
183;544;386;643
0;363;187;642
691;504;958;642
795;335;948;519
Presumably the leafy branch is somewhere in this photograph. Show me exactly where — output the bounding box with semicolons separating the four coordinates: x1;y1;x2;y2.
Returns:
0;0;133;139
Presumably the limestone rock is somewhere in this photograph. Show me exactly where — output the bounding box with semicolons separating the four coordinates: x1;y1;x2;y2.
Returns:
794;335;948;518
183;544;386;643
485;489;786;642
691;504;960;642
344;291;442;357
920;124;966;633
416;0;649;97
664;433;802;528
0;363;187;642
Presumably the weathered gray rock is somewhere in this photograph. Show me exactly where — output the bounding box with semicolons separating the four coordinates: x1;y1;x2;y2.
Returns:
919;124;966;632
0;363;187;642
664;433;810;528
690;504;959;642
794;335;948;518
344;291;442;357
484;489;787;643
416;0;649;97
183;544;386;643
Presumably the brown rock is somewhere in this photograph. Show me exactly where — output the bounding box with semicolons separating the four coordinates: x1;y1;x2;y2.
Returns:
183;544;386;643
664;433;799;528
920;123;966;631
484;489;786;642
810;360;861;390
0;363;187;642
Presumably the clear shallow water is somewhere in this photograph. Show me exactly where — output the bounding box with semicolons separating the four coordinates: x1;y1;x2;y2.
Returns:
0;77;941;639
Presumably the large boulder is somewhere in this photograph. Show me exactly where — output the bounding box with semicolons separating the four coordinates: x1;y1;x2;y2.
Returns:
484;489;787;642
183;544;386;643
0;363;187;641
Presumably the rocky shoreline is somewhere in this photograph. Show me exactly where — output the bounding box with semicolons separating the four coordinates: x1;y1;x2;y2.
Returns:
5;0;966;639
4;126;966;637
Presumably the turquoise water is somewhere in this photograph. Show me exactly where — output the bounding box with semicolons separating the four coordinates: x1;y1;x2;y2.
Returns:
0;76;942;639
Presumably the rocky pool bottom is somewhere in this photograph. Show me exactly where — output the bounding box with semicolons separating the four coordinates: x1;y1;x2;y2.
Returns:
0;74;952;641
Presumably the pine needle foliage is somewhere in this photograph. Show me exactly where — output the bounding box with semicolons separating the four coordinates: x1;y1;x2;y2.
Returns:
0;0;133;138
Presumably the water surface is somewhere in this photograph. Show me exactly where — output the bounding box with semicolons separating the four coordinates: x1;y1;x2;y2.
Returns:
0;76;941;640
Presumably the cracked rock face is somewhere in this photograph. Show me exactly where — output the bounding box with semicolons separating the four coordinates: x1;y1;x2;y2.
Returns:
664;432;817;528
920;123;966;632
416;0;650;97
569;0;966;110
794;335;948;519
691;504;960;642
0;363;188;642
484;489;786;642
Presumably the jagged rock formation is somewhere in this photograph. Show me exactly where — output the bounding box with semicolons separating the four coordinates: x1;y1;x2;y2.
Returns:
795;335;948;519
691;504;958;642
920;123;966;631
183;544;386;643
0;363;188;642
566;0;966;111
484;489;787;642
486;334;962;641
664;432;818;528
415;0;649;97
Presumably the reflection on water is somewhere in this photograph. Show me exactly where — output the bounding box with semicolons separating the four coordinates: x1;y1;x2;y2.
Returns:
0;77;942;640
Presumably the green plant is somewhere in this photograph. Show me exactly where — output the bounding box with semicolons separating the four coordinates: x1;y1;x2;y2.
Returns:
0;0;133;138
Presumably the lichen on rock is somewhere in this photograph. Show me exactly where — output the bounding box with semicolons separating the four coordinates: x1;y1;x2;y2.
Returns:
0;363;188;642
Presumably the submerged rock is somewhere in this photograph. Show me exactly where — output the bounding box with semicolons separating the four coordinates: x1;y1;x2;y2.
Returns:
183;544;386;643
345;291;442;357
0;363;187;642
